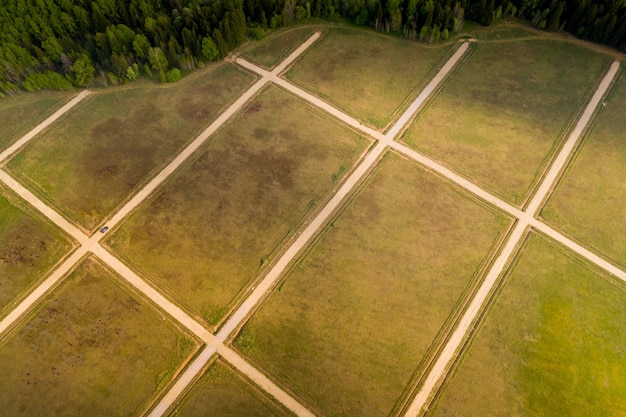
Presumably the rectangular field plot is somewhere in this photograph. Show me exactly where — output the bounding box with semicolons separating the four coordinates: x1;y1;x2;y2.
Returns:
6;63;255;232
428;233;626;416
285;27;450;129
239;26;317;70
106;85;369;328
402;39;608;206
169;359;288;416
0;90;74;153
542;73;626;269
234;152;512;417
0;184;73;318
0;256;197;417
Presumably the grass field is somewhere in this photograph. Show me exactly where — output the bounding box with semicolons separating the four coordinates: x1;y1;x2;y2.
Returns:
7;63;255;232
459;19;540;41
239;26;317;69
235;152;511;416
170;359;288;416
0;256;197;417
0;90;74;153
106;85;369;327
541;73;626;269
0;184;73;318
428;233;626;416
285;27;451;129
402;39;608;206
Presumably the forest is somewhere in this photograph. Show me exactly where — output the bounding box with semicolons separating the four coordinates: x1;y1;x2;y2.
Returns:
1;0;625;94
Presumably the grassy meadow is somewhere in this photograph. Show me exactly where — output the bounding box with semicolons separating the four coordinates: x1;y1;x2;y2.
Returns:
460;19;540;41
235;152;511;417
285;27;451;129
0;256;197;417
0;184;73;318
429;233;626;416
106;85;369;327
542;72;626;269
170;359;288;417
7;63;255;232
403;39;608;206
239;26;318;69
0;90;75;153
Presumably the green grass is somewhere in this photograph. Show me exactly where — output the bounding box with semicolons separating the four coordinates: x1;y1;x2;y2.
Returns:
239;26;317;69
170;359;289;417
285;27;451;129
459;19;540;41
542;72;626;269
0;256;197;417
106;85;369;328
0;90;75;153
402;39;608;206
235;152;511;417
429;232;626;417
0;184;73;318
7;63;255;232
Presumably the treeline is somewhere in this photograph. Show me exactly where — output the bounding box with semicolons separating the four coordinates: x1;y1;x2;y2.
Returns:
1;0;625;95
520;0;626;50
312;0;626;49
0;0;249;93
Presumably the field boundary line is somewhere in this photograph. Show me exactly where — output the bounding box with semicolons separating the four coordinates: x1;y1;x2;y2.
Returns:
402;60;620;417
0;90;90;164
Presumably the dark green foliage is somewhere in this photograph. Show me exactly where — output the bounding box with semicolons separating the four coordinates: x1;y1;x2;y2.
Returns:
1;0;624;95
165;68;182;82
21;72;73;91
0;0;254;92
